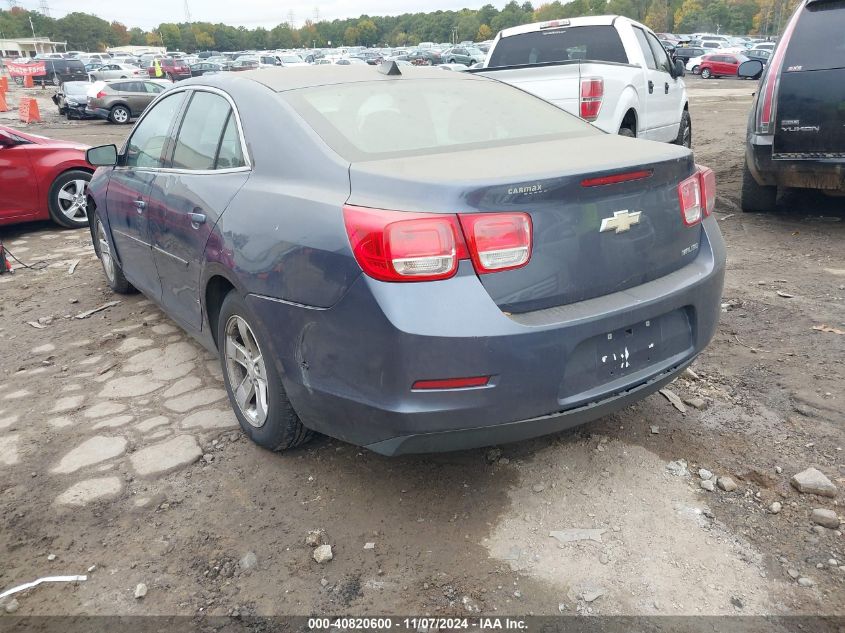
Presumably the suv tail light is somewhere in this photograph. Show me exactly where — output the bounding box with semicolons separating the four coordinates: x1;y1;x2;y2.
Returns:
756;8;801;134
580;77;603;121
343;206;533;282
678;166;717;226
96;90;106;98
458;213;532;273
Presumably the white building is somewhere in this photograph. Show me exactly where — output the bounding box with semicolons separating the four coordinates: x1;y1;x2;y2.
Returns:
0;36;66;59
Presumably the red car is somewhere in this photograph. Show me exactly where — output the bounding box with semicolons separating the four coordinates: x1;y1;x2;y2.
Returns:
699;54;749;79
0;125;93;228
147;57;191;81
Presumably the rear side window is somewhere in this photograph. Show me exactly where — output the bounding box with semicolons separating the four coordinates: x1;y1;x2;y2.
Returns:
783;0;845;71
286;77;598;161
633;28;657;69
172;91;245;170
487;25;628;67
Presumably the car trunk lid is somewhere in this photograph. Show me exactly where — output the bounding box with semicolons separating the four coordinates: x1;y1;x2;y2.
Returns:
348;134;700;314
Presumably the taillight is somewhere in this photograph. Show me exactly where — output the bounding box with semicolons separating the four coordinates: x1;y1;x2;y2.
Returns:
756;7;801;134
698;166;716;217
458;213;532;273
343;206;533;281
678;174;703;226
580;77;603;121
678;166;717;226
96;90;106;98
343;205;467;282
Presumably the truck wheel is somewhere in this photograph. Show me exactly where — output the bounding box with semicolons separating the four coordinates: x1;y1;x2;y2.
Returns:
701;68;712;79
741;163;777;212
674;110;692;148
618;127;635;138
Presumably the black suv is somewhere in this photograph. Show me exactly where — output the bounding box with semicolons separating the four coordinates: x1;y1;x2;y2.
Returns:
673;46;705;64
739;0;845;211
26;58;88;86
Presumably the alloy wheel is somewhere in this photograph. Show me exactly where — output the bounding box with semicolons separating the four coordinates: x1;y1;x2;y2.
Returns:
225;315;269;428
96;219;115;283
57;179;88;223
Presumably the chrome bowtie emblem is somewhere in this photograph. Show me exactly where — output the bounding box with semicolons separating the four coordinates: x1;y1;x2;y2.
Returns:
600;210;642;234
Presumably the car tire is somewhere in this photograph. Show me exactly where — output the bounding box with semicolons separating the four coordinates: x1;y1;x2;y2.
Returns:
701;68;712;79
741;162;777;212
692;65;700;74
217;291;313;453
90;209;135;294
48;170;92;229
674;110;692;148
109;105;130;124
618;127;635;138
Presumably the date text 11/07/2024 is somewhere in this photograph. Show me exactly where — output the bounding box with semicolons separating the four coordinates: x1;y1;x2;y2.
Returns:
307;617;529;630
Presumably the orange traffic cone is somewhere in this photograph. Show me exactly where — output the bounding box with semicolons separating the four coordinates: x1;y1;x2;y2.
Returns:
18;97;40;123
0;76;8;92
23;75;34;88
0;92;9;113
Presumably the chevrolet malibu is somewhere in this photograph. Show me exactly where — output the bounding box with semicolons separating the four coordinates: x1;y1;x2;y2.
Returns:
84;64;725;456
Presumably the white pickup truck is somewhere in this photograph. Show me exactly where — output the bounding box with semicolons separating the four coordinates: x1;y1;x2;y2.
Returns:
479;16;691;146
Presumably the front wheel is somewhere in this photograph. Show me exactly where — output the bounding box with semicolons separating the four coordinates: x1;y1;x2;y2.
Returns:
218;292;313;453
692;65;700;74
90;209;135;293
48;170;92;228
700;68;712;79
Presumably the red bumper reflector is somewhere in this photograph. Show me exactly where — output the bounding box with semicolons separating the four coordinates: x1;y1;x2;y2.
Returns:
412;376;490;390
581;169;653;187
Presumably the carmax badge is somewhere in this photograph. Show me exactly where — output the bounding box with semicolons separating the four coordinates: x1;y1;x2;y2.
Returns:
600;210;642;234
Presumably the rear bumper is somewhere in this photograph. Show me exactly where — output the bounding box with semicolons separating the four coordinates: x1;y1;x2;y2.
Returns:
246;217;726;456
85;107;112;120
747;134;845;191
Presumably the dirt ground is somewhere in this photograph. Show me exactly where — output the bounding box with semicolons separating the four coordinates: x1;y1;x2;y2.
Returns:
0;76;843;619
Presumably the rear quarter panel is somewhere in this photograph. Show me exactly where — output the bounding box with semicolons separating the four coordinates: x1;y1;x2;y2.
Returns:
202;81;361;310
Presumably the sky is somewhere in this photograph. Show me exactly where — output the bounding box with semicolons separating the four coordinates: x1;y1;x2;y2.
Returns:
23;0;501;30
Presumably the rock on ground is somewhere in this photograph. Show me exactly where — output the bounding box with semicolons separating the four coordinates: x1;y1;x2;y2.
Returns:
313;544;333;563
790;468;837;497
810;508;840;529
55;477;123;506
718;476;738;492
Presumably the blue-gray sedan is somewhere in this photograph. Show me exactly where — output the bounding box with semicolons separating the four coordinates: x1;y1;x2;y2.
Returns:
84;63;725;455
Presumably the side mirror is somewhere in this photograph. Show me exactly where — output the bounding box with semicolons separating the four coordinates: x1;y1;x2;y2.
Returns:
87;144;118;166
737;59;764;80
674;59;686;77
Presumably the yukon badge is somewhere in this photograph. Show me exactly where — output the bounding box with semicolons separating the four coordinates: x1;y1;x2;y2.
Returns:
600;210;642;234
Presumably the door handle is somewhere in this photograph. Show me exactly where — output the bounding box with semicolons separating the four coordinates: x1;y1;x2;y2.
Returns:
648;80;654;94
188;212;206;227
133;199;146;212
665;82;670;94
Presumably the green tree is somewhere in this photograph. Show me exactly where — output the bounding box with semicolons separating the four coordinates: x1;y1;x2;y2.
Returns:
357;19;378;46
344;25;360;45
52;12;113;51
477;24;493;40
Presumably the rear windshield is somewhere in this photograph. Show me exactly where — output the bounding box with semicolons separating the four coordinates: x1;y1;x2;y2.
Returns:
487;25;628;67
285;77;597;161
784;0;845;71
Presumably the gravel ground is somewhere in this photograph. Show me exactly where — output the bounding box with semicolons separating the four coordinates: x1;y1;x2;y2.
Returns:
0;76;843;617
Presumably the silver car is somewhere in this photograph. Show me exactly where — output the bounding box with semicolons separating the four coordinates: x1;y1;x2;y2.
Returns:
89;63;146;81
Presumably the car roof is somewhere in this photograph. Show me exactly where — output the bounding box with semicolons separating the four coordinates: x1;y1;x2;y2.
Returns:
180;64;478;93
